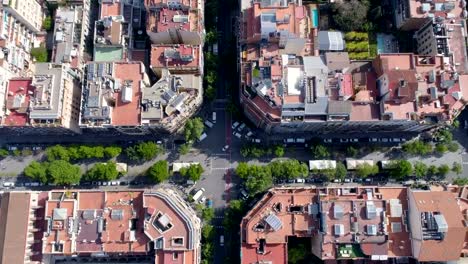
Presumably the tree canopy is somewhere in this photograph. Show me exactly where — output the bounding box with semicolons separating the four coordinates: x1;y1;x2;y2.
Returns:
311;145;330;159
332;0;370;32
24;161;48;183
355;163;379;178
46;145;70;161
47;160;81;185
125;142;163;161
413;162;428;178
147;160;170;183
389;160;413;180
84;162;120;182
180;163;204;181
402;140;433;155
184;118;204;142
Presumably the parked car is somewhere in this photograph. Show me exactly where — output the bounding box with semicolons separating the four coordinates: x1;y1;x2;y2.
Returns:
295;178;305;183
212;112;217;123
246;131;253;137
206;199;213;208
340;139;349;143
204;120;214;128
240;189;249;200
369;138;378;142
344;178;352;183
234;132;242;139
251;138;261;143
232;122;240;129
333;179;342;183
323;138;332;143
381;138;389;142
198;133;208;142
3;182;14;187
222;145;229;152
219;235;224;246
238;123;246;131
350;138;358;143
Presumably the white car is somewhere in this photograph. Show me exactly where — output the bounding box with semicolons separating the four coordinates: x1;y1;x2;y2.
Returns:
234;132;242;139
222;145;229;152
392;138;401;142
3;182;14;187
381;138;389;142
340;139;349;143
246;131;253;137
238;123;246;131
324;139;332;143
344;178;352;183
199;196;207;204
369;138;378;142
251;138;261;143
333;179;342;183
110;181;119;186
204;120;214;128
350;138;358;143
295;178;305;183
232;122;240;129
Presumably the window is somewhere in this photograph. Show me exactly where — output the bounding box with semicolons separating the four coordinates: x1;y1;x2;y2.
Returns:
173;252;179;260
173;237;184;245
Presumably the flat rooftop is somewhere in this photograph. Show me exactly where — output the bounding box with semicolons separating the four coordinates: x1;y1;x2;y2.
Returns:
150;45;200;69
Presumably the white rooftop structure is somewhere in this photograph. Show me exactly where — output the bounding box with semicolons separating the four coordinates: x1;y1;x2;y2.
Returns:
309;160;337;170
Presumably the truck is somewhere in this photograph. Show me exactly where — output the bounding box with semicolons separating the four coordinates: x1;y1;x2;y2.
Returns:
192;188;205;202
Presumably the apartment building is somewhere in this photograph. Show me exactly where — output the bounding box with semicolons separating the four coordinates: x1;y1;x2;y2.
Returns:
373;53;468;124
0;63;82;134
80;61;151;134
145;0;204;45
142;0;204;133
41;189;201;263
238;0;467;136
240;187;468;263
52;7;85;71
0;192;44;264
95;0;145;61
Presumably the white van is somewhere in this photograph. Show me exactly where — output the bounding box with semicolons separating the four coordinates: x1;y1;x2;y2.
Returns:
204;120;214;128
199;133;207;142
192;188;205;202
212;112;217;123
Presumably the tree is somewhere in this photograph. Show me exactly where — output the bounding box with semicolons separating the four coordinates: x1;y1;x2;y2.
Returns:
202;225;215;241
274;145;285;157
46;145;70;161
179;143;191;155
389;160;413;180
43;16;52;31
47;160;81;185
103;146;122;158
202;242;214;260
31;46;48;62
180;164;204;181
402;140;433;155
452;162;462;175
125;142;163;161
453;177;468;185
205;30;217;44
288;244;307;264
250;147;265;158
236;162;250;179
452;120;460;128
448;142;459;152
84;162;119;181
0;149;8;158
332;0;369;32
244;165;272;195
311;145;330;159
24;161;48;183
202;208;215;222
335;163;347;180
355;164;379;178
428;165;438;175
437;164;450;177
147;160;170;183
346;146;359;158
184;118;204;142
413;162;428;178
435;143;448;154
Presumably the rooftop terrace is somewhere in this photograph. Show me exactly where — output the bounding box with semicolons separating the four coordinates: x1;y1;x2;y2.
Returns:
3;78;34;126
150;45;200;69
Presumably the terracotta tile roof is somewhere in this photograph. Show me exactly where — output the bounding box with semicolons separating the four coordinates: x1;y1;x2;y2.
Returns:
0;192;32;264
100;1;121;18
150;45;200;69
3;78;34;126
410;190;466;261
